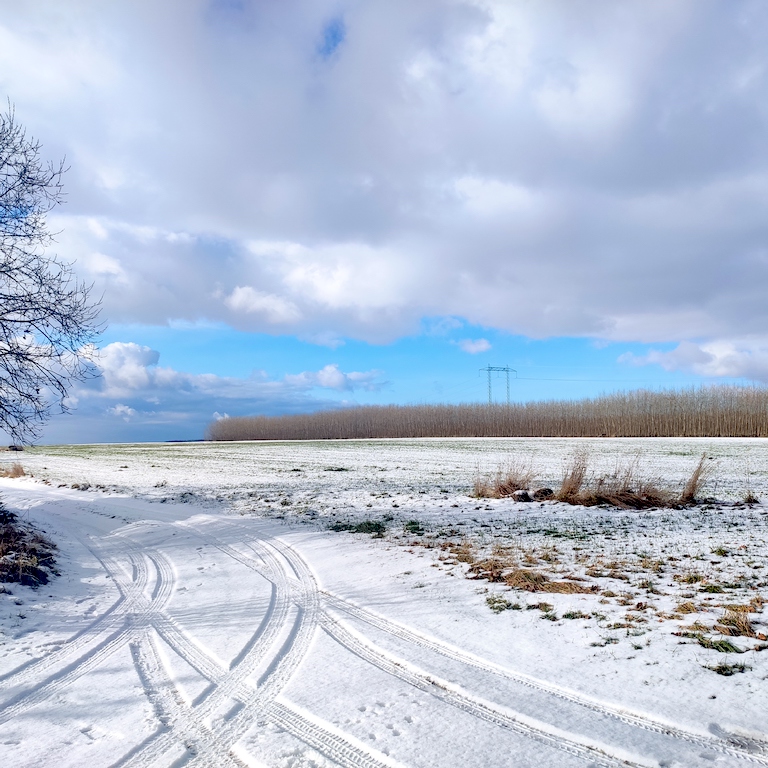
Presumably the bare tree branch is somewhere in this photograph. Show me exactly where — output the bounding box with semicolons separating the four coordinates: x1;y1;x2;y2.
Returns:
0;105;101;444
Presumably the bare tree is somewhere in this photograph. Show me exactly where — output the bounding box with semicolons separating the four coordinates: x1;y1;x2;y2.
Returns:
0;106;100;444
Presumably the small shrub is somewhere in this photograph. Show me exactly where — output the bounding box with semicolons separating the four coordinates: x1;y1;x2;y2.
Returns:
353;520;387;536
328;519;387;536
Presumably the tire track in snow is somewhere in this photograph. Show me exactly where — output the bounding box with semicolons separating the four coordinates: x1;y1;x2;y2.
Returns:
185;522;399;768
319;613;641;768
185;524;639;767
0;543;173;724
268;700;407;768
217;526;768;766
320;592;768;766
116;522;379;768
127;632;246;768
113;521;302;767
0;538;149;687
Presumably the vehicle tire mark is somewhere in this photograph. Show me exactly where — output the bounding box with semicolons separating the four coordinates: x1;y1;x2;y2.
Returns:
321;592;768;766
319;613;640;768
0;542;173;724
268;700;405;768
0;541;148;686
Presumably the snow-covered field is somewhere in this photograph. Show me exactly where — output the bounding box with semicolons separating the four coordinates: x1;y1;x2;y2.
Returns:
1;437;767;767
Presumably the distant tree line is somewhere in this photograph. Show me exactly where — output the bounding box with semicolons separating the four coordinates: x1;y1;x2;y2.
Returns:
206;385;768;441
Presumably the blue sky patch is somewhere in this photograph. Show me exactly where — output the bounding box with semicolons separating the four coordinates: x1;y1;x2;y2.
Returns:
318;16;346;58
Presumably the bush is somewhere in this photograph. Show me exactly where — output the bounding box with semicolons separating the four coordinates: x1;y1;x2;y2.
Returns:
0;503;57;587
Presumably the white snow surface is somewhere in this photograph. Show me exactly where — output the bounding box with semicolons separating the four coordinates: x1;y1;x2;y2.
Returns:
1;437;767;767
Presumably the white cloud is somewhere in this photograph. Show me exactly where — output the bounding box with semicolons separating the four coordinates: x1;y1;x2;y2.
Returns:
107;403;137;421
284;364;385;392
620;339;768;382
4;1;768;357
225;286;302;324
458;338;492;354
96;342;159;394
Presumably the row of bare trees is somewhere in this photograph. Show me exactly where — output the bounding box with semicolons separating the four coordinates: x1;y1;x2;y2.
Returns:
206;385;768;441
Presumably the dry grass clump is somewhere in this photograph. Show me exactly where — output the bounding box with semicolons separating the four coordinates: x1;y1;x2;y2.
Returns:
714;603;767;640
474;461;534;498
680;454;714;505
442;540;477;564
467;555;598;593
468;558;507;582
0;505;57;587
0;463;25;478
552;452;713;509
715;610;759;638
555;451;589;503
504;568;598;594
471;451;719;509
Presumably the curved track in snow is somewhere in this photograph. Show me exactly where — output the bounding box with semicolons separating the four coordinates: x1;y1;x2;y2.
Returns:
1;492;766;767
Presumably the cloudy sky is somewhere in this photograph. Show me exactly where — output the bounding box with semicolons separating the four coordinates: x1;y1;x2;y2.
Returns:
3;0;768;442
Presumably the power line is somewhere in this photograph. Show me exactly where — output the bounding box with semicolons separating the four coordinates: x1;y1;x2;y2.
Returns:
479;365;517;404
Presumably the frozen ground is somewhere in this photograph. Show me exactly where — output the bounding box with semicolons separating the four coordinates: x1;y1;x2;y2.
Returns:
1;438;767;767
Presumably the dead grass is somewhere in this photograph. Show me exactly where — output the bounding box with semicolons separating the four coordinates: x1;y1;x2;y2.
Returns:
0;505;57;587
715;607;767;639
680;454;714;505
0;463;25;479
470;450;722;510
555;450;589;503
504;568;598;594
552;452;714;509
474;461;534;498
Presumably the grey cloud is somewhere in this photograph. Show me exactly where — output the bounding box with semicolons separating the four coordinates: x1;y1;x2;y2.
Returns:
621;338;768;382
3;2;768;350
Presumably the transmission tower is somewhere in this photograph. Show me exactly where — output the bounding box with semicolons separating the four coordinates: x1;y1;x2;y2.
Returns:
479;365;517;405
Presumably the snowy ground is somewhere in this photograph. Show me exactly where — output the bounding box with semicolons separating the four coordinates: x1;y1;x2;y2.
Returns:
1;438;767;767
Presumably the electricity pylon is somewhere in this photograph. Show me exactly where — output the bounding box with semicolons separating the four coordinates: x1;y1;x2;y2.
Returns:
479;365;517;405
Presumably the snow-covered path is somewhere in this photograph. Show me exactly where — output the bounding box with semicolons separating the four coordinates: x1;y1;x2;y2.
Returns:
1;481;766;767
